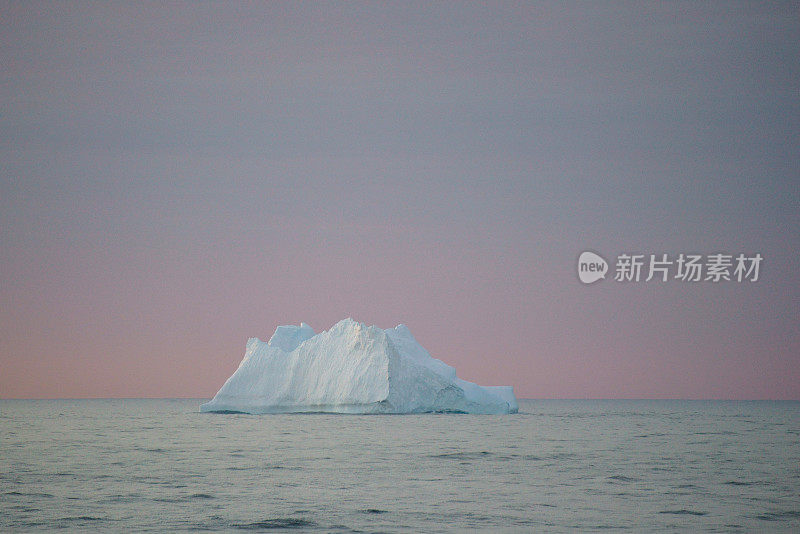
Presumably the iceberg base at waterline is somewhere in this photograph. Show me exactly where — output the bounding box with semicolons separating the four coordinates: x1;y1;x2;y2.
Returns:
200;318;517;414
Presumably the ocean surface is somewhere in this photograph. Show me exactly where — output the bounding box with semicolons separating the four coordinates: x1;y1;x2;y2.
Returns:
1;399;798;532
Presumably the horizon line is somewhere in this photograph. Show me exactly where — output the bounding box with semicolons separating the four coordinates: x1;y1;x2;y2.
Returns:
1;397;798;402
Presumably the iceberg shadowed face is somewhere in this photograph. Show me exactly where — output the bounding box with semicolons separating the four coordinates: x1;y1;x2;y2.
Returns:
201;318;518;414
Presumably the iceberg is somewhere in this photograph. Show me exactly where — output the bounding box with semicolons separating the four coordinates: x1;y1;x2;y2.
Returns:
200;318;517;414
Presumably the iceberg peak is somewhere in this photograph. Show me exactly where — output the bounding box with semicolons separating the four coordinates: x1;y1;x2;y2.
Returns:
267;322;315;352
201;319;517;414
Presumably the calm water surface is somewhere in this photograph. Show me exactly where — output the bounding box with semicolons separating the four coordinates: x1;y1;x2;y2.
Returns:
1;399;798;532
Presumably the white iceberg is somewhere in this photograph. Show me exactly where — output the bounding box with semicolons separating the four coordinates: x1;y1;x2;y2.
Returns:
200;318;517;414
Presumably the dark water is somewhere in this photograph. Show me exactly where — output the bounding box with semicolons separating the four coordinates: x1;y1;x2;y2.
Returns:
1;399;798;532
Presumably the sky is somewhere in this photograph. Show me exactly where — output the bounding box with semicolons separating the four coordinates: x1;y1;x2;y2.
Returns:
1;1;798;399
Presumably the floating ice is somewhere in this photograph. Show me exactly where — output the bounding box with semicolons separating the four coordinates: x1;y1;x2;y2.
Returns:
200;318;517;414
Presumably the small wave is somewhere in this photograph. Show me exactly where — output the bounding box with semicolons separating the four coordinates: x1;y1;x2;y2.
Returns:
608;475;638;482
361;508;387;514
5;491;54;498
756;510;800;521
153;497;181;503
724;480;756;486
103;494;140;502
548;452;578;460
235;518;317;529
430;451;558;462
429;451;492;460
58;516;104;522
7;505;41;513
659;509;708;516
190;493;215;499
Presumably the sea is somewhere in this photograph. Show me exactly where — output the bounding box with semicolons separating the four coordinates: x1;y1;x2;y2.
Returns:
1;399;798;532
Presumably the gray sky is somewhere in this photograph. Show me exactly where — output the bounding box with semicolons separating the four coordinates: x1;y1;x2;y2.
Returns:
1;2;798;398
